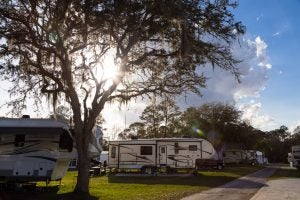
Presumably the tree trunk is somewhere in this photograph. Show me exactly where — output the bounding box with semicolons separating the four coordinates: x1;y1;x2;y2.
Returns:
74;129;91;195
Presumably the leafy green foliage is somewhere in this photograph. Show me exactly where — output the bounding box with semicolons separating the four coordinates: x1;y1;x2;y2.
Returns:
120;97;181;139
180;103;243;150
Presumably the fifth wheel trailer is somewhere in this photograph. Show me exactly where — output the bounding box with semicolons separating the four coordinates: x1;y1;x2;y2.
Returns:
0;117;74;183
0;117;104;183
108;138;223;173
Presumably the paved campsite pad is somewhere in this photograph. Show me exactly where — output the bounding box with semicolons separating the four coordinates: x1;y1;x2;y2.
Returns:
250;178;300;200
181;167;277;200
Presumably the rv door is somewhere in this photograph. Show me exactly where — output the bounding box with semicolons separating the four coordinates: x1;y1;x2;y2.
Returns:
159;146;167;166
109;145;118;167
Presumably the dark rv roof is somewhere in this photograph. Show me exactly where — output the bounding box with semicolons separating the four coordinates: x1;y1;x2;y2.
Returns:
0;118;69;135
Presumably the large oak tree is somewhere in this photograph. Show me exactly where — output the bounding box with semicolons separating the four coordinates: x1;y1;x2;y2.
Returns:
0;0;244;194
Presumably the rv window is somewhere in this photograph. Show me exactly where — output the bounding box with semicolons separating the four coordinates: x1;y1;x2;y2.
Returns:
15;134;25;147
160;147;166;154
189;145;197;151
141;146;152;155
174;143;179;154
59;130;73;152
111;146;116;158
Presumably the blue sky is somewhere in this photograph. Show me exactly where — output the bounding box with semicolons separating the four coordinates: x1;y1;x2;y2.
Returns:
231;0;300;132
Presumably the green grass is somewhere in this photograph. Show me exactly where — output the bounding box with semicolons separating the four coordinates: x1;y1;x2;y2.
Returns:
5;165;263;200
270;167;300;180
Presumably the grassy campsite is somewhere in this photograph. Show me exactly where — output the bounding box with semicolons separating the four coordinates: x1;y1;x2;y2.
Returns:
5;165;263;200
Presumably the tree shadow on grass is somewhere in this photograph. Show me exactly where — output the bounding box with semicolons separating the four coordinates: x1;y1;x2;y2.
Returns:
108;174;236;187
0;186;98;200
108;173;269;189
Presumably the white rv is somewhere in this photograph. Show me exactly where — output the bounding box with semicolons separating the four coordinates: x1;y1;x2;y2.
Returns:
0;117;74;183
288;152;293;167
69;125;104;170
291;145;300;169
245;150;264;165
223;149;246;164
223;149;265;165
108;138;222;173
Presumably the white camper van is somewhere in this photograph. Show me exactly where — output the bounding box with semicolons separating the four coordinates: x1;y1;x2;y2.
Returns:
291;145;300;169
0;117;74;183
108;138;222;173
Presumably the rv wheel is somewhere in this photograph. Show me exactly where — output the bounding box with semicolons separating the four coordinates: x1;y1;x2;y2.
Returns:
141;166;146;174
141;166;154;175
217;164;223;170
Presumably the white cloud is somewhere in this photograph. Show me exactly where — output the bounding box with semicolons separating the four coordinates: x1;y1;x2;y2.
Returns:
288;121;300;134
177;36;273;130
238;101;275;130
254;37;272;69
272;32;280;37
255;37;267;57
256;14;264;22
102;98;149;138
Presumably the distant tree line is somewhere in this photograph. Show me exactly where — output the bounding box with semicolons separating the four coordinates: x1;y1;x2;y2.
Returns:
119;101;300;163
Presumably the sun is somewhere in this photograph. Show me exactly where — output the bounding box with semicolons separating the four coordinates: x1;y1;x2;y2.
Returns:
74;48;119;90
94;49;119;89
101;51;118;80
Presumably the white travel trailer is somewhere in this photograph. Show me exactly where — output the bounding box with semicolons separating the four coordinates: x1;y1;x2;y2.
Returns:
288;152;293;167
291;145;300;169
255;151;264;164
108;138;222;173
245;150;264;165
223;149;265;165
223;149;246;164
0;117;74;183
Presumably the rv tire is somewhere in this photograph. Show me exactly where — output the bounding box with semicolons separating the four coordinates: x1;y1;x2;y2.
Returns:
217;164;223;170
141;166;156;175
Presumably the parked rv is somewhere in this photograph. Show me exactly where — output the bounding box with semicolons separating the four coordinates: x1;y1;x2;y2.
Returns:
291;145;300;169
223;149;246;164
0;117;73;183
0;117;104;183
254;151;264;165
108;138;223;174
223;149;265;165
288;152;293;167
68;125;104;170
